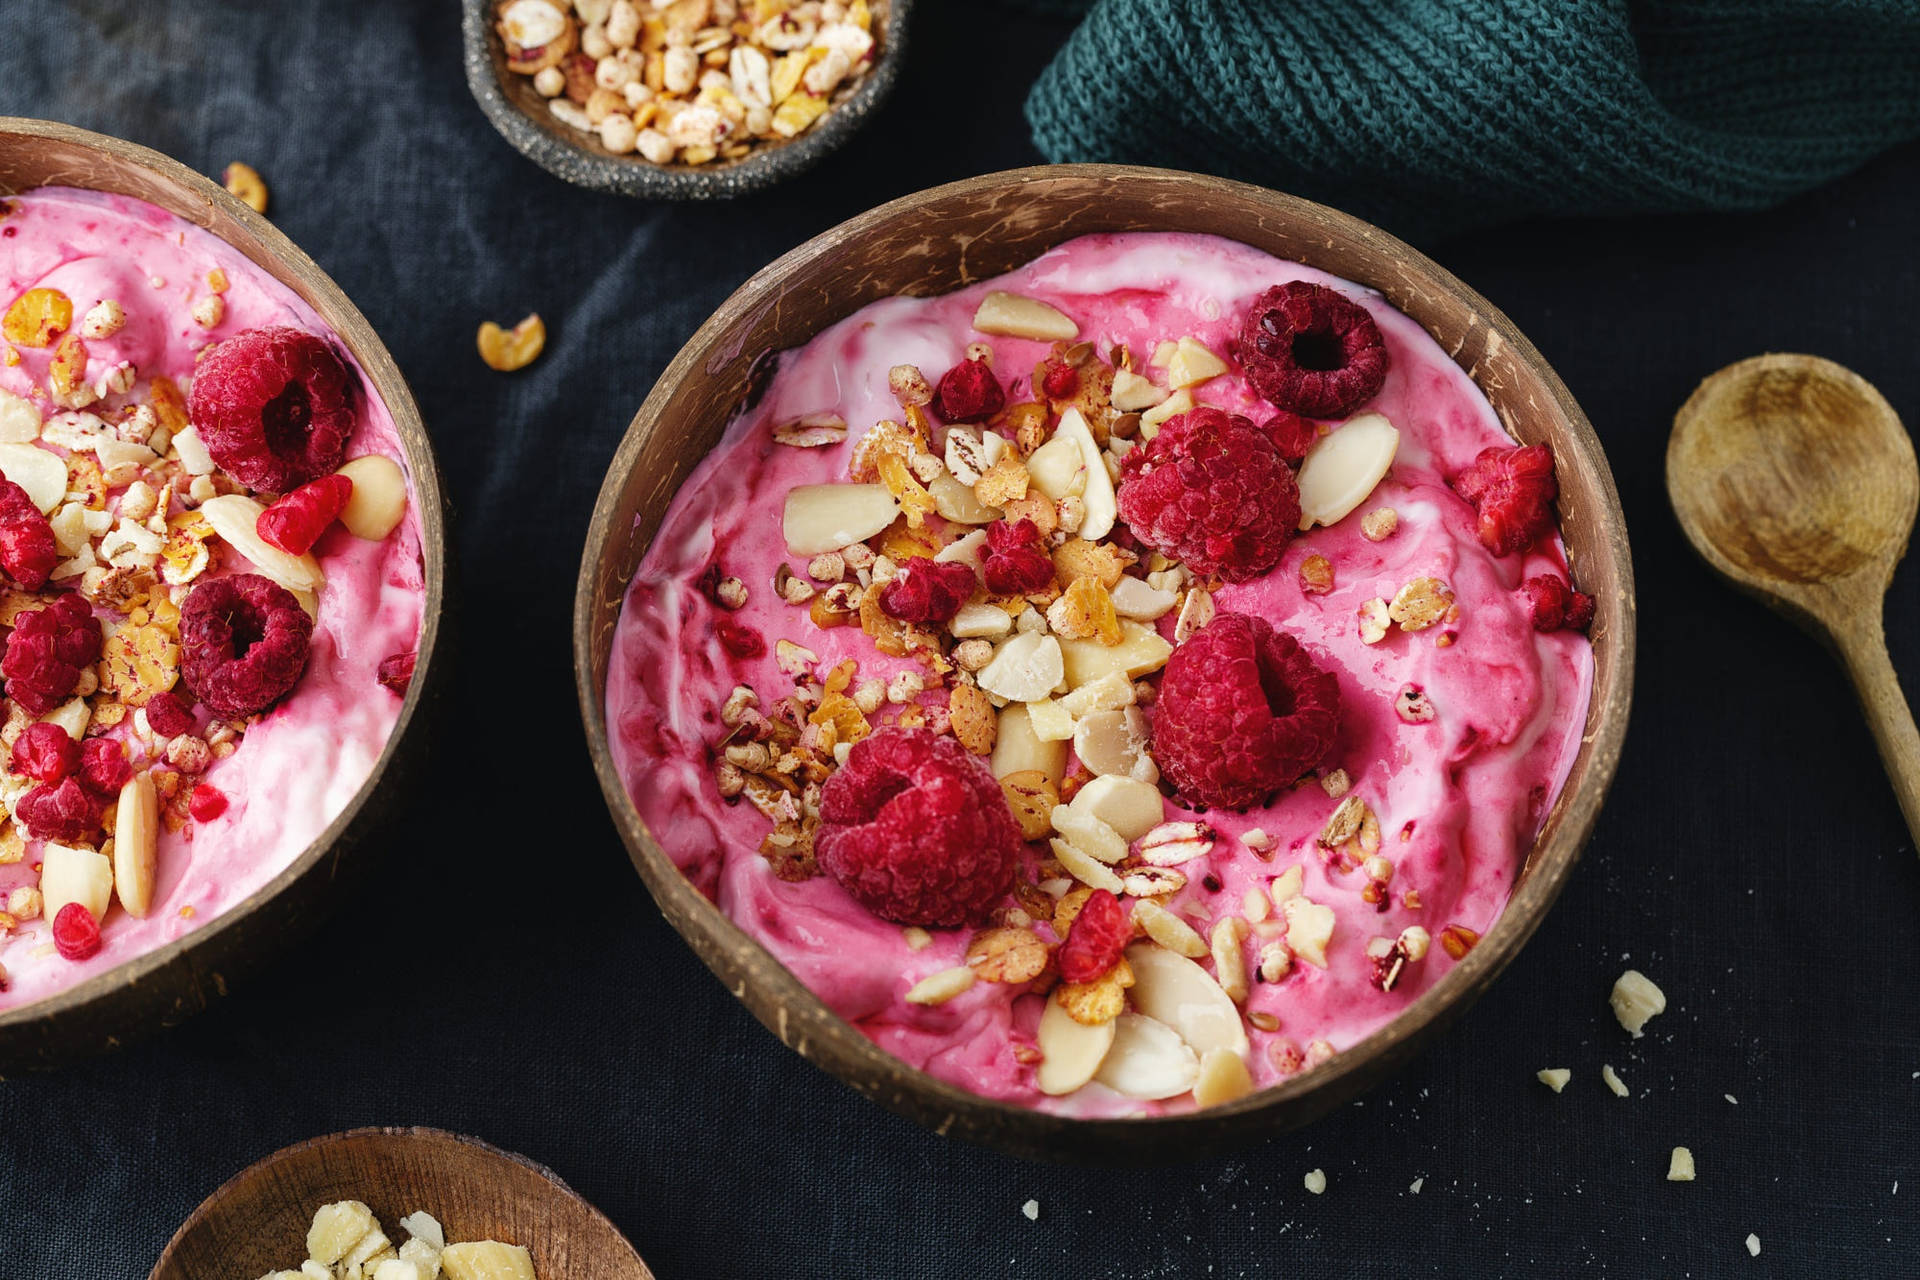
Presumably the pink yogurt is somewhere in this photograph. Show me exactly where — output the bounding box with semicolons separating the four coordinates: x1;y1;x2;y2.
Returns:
0;187;424;1010
608;232;1593;1116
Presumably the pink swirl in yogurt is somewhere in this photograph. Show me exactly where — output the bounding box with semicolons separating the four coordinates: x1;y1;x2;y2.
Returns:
0;187;424;1010
608;232;1593;1116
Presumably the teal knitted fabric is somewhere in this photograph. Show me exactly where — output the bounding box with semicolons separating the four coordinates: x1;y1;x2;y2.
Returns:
1025;0;1920;242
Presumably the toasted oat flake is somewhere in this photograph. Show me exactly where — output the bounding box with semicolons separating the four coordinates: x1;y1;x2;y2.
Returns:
1298;553;1334;594
1388;576;1454;631
772;412;848;448
966;927;1049;983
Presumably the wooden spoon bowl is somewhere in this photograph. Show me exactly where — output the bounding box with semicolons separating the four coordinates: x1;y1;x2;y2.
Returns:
1669;353;1920;840
574;165;1637;1161
0;118;450;1068
151;1127;652;1279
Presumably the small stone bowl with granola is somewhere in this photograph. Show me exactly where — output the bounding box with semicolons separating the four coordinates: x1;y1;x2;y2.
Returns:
0;119;447;1069
463;0;905;200
576;165;1634;1160
152;1127;653;1280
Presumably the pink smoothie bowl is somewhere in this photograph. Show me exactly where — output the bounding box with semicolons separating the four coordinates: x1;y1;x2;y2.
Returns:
0;118;448;1069
574;165;1635;1161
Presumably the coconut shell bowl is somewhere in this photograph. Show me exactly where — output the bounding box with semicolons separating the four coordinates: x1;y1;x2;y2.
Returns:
151;1127;653;1279
574;164;1635;1162
462;0;909;200
0;118;447;1069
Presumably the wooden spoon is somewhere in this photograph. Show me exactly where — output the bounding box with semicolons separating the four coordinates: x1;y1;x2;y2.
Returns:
1668;353;1920;843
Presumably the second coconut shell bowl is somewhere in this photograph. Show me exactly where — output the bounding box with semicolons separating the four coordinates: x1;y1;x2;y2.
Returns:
575;164;1635;1162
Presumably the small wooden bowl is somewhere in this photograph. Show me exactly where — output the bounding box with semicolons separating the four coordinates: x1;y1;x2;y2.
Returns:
461;0;909;200
0;118;449;1069
575;165;1636;1161
151;1127;653;1279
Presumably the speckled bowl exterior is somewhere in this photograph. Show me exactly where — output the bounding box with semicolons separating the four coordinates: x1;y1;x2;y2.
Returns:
461;0;907;200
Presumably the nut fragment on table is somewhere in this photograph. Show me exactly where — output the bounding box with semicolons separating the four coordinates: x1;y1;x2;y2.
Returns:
496;0;883;168
1610;967;1667;1037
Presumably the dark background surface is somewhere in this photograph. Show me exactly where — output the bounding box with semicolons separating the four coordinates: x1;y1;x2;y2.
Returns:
2;2;1918;1276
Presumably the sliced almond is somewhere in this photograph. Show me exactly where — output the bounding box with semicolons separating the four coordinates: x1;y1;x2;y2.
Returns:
39;842;113;925
1297;412;1400;530
1055;409;1116;540
976;631;1065;703
1050;837;1123;893
197;494;326;593
1035;990;1116;1095
972;290;1078;342
904;965;977;1005
1094;1013;1200;1099
1193;1048;1255;1108
990;703;1067;782
1058;622;1171;688
1068;774;1164;841
1125;942;1250;1057
1211;917;1250;1003
780;483;900;555
336;454;409;541
1049;804;1128;864
0;442;69;513
1166;337;1228;389
112;771;158;917
1132;898;1209;959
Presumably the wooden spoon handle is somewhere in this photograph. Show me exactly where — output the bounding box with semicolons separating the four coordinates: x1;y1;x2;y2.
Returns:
1835;618;1920;851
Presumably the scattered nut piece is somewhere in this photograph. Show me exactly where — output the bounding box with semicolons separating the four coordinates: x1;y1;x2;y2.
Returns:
1610;968;1667;1038
1395;683;1436;723
1360;506;1398;541
221;162;269;213
905;965;978;1005
1601;1063;1629;1097
1357;598;1390;644
1298;554;1334;595
1668;1147;1695;1182
1536;1067;1571;1093
1303;1169;1328;1195
477;314;545;372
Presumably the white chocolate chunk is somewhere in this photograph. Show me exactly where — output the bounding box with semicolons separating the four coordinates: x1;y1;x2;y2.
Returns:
1139;388;1193;436
1049;804;1128;864
1193;1048;1254;1108
39;843;113;926
337;454;409;540
1110;368;1164;412
1166;336;1228;389
1024;433;1085;502
949;600;1011;638
990;704;1066;782
1024;697;1075;742
1108;575;1177;620
972;290;1078;341
1296;412;1400;530
1057;623;1171;688
0;442;69;513
976;631;1065;703
1283;895;1336;968
0;389;42;442
781;483;899;555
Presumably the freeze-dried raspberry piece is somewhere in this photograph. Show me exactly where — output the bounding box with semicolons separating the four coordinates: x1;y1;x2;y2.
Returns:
3;593;102;716
190;783;228;822
188;325;355;492
377;650;417;695
715;619;765;659
1260;409;1322;464
1523;575;1594;632
179;573;314;717
1153;612;1341;810
981;518;1056;595
1058;888;1130;983
52;901;100;961
10;722;78;783
878;558;976;624
1236;282;1390;419
816;727;1024;926
933;357;1004;423
1452;443;1558;557
1040;361;1078;399
17;777;101;843
143;689;197;738
1116;407;1301;582
79;738;132;797
256;473;353;554
0;478;57;590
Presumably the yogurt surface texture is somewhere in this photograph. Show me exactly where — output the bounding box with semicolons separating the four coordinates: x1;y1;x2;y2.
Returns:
0;187;424;1009
609;232;1593;1115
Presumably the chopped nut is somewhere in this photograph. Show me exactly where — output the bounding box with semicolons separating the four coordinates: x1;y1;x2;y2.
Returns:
1388;576;1454;631
1357;597;1390;644
1210;917;1250;1003
1303;1169;1327;1195
1173;585;1214;643
1395;683;1436;723
1298;554;1334;594
713;576;748;609
1257;941;1293;983
1132;897;1208;958
476;314;545;372
1536;1067;1571;1093
905;966;977;1006
221;162;269;214
773;563;815;604
1601;1063;1629;1097
806;551;845;582
1610;969;1667;1038
1360;506;1399;541
1319;769;1351;798
1668;1147;1695;1181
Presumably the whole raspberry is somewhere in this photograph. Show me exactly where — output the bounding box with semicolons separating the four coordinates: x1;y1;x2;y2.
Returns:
190;783;229;822
878;558;976;624
981;519;1056;595
1451;443;1558;557
52;901;101;961
188;325;355;492
1153;612;1341;810
1523;575;1595;632
256;473;353;554
1116;407;1301;582
1058;888;1131;983
180;573;314;717
10;722;79;783
815;726;1024;926
377;650;417;695
143;689;197;738
3;594;102;716
934;357;1004;423
1235;282;1390;419
1260;409;1322;464
17;777;101;843
79;738;132;797
0;478;58;589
